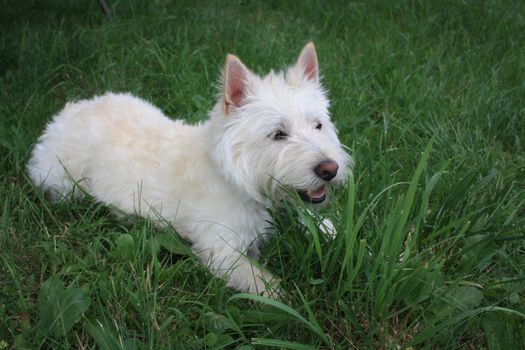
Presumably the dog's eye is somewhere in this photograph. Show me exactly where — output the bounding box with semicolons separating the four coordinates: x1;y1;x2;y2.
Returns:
315;122;322;130
273;130;288;140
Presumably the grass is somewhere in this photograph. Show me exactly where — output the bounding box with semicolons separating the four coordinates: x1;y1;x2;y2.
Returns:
1;0;524;348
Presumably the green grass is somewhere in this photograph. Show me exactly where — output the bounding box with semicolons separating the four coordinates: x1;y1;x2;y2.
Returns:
1;0;524;348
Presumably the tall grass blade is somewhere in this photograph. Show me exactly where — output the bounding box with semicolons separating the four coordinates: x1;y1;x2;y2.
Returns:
228;294;329;345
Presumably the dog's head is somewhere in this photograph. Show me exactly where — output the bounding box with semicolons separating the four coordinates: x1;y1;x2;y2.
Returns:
210;43;353;205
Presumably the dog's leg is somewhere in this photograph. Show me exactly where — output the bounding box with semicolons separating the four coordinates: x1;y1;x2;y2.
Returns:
197;244;280;298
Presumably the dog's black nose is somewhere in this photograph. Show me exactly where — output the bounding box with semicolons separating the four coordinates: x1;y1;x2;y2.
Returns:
314;160;339;181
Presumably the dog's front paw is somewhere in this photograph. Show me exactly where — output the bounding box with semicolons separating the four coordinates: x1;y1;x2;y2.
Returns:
301;209;337;239
319;217;337;238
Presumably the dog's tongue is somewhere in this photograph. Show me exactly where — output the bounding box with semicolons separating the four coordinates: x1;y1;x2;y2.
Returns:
309;186;326;199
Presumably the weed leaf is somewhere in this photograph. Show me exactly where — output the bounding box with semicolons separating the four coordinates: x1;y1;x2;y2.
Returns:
155;231;191;256
115;233;135;261
36;276;90;337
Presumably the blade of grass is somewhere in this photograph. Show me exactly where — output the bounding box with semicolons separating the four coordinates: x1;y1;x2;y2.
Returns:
228;293;329;345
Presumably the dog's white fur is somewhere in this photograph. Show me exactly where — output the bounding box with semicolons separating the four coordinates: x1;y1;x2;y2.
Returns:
28;43;351;296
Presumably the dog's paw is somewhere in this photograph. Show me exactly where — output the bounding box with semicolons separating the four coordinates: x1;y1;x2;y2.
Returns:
301;209;337;239
319;217;337;238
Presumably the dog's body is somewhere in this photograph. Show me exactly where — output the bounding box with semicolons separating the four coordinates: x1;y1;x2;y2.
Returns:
28;43;351;296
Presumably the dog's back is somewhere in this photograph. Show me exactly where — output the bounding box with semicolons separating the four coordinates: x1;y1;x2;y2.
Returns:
27;92;197;207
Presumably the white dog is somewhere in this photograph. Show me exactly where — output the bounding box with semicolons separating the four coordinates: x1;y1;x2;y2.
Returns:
28;43;352;296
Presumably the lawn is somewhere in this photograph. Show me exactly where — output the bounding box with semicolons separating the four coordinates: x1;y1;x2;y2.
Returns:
1;0;524;348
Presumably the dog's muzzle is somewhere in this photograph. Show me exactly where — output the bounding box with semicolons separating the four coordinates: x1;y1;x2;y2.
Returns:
296;159;340;204
298;186;327;204
314;159;339;181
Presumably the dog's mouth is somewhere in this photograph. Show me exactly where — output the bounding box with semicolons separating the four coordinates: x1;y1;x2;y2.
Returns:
298;186;327;204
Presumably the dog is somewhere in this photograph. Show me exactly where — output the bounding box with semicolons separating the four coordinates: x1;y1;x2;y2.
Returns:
27;42;352;297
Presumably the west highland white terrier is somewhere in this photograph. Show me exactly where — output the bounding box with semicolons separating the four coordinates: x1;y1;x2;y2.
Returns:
28;43;352;296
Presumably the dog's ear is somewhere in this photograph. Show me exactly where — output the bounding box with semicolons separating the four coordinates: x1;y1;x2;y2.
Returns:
295;42;319;83
224;54;249;115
